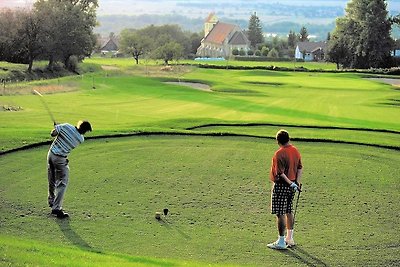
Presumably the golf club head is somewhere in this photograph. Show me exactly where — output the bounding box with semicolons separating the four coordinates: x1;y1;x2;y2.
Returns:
163;208;169;216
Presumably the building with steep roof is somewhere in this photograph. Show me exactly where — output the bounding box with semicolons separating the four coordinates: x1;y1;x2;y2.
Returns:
295;41;327;61
196;13;250;58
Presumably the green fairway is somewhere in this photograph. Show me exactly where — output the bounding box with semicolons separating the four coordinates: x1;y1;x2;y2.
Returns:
0;135;399;266
1;61;399;266
1;66;399;152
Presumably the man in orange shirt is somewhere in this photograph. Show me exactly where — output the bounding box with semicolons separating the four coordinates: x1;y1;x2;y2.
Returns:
267;129;303;250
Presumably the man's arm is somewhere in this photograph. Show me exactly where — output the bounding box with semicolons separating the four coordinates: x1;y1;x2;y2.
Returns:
278;173;293;185
296;168;303;186
50;128;58;137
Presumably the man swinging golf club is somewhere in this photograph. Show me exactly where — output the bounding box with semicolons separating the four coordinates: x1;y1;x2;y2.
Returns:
47;120;92;219
267;129;303;250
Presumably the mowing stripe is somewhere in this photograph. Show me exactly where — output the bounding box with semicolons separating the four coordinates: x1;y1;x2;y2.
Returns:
1;130;399;157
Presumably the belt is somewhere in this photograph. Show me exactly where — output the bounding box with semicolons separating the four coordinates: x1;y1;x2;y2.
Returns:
51;151;67;158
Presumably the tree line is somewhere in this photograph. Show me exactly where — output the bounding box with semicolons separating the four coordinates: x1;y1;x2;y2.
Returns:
119;25;202;65
0;0;98;72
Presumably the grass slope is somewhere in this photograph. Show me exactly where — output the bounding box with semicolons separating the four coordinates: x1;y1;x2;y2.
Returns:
1;66;399;152
1;136;399;266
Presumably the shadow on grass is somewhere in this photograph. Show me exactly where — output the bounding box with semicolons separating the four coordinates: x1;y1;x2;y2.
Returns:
55;218;178;266
55;218;101;253
157;217;191;240
280;246;329;267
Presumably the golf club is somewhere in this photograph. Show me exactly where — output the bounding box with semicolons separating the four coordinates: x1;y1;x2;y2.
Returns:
33;89;56;125
293;189;301;226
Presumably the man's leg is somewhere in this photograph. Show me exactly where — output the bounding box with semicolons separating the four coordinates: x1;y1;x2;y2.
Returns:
285;213;295;246
268;183;288;249
278;214;287;236
52;157;69;211
47;152;56;208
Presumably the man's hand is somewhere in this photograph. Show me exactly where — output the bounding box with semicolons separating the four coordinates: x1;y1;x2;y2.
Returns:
290;182;300;192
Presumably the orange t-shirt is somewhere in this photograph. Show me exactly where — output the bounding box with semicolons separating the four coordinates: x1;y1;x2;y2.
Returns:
270;144;302;182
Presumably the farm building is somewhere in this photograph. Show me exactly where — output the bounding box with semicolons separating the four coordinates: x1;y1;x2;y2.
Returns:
98;35;119;53
196;13;251;58
295;41;327;61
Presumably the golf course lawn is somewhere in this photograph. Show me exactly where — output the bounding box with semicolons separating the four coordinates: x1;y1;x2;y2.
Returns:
0;135;399;266
1;62;399;266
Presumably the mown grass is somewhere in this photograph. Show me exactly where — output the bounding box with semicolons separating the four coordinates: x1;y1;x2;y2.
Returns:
1;60;399;266
1;65;399;152
1;136;399;266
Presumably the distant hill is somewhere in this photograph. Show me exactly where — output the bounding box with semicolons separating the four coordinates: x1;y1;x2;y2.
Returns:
94;0;400;40
96;14;335;41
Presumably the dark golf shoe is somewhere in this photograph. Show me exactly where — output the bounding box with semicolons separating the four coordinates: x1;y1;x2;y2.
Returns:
51;209;69;219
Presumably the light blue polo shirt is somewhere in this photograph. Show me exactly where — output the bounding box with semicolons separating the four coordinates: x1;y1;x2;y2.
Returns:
50;123;84;157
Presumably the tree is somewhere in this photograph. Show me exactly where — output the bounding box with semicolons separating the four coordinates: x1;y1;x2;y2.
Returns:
153;41;183;64
267;48;279;58
17;10;44;72
120;29;151;64
326;17;353;69
34;0;98;70
288;30;297;48
261;46;269;56
0;9;22;63
298;26;309;42
328;0;393;68
232;48;239;56
248;12;264;48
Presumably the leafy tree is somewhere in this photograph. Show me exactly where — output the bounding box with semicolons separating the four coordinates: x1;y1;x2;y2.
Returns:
0;9;22;63
16;10;44;72
261;46;269;56
327;17;353;69
247;49;254;56
120;29;151;64
153;41;183;64
298;26;309;42
189;32;202;56
328;0;393;68
34;0;98;70
267;48;279;58
288;30;297;48
247;12;264;48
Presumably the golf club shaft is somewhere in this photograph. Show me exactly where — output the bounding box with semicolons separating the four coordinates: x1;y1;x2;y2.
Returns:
293;190;301;226
33;90;56;124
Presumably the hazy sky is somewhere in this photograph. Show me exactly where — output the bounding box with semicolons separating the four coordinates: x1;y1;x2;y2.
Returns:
0;0;398;15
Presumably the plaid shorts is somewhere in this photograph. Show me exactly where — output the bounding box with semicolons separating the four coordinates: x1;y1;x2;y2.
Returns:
271;183;295;215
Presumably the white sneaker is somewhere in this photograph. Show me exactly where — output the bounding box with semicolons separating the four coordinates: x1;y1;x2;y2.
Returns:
285;239;295;248
267;241;288;250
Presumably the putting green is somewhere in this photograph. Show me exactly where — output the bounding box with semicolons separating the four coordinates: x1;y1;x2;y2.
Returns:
1;135;398;266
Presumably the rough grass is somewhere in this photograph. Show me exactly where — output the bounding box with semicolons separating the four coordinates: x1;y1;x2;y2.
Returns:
0;136;399;266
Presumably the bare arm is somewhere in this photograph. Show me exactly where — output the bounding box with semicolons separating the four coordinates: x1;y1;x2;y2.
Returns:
296;168;303;185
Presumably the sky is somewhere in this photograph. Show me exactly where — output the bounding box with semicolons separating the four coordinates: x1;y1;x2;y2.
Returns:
0;0;398;16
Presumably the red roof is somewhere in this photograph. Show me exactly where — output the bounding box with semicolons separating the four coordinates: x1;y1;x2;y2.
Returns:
204;22;236;45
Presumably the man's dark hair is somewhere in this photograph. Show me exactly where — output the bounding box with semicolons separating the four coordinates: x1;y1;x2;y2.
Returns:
77;120;92;134
276;129;289;145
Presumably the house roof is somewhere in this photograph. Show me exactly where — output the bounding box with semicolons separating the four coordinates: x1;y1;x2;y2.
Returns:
297;41;327;52
204;22;236;45
229;31;249;45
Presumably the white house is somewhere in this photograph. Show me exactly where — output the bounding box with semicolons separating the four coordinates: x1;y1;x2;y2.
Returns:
295;41;327;61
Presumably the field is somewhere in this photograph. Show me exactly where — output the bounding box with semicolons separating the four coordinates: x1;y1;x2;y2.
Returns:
1;59;399;266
